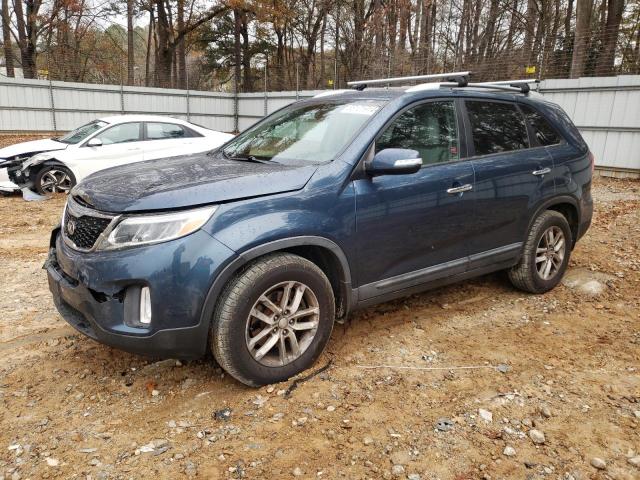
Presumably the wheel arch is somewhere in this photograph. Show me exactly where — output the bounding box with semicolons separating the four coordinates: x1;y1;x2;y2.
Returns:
200;236;354;332
30;160;77;193
528;196;580;249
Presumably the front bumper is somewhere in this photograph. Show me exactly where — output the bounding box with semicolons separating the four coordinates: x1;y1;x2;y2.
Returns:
46;228;236;359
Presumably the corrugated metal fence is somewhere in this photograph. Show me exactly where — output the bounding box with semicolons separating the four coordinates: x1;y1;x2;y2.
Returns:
1;75;639;174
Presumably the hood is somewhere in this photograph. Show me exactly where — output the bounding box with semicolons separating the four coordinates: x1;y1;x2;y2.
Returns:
0;138;67;159
72;153;318;213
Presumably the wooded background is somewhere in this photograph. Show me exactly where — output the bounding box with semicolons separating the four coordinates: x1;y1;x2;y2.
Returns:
1;0;639;92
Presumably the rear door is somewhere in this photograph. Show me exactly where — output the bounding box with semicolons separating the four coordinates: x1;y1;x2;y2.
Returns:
462;99;555;264
354;99;476;298
142;122;203;160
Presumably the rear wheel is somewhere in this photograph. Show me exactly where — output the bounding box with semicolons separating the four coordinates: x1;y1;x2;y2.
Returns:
508;210;572;293
34;165;75;195
211;253;335;386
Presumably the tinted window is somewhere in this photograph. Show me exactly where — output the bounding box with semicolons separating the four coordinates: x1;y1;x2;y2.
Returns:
520;104;562;146
376;101;459;165
466;101;529;155
146;122;195;140
94;123;142;145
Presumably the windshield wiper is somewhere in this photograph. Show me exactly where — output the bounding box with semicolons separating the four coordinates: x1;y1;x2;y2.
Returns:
221;150;272;164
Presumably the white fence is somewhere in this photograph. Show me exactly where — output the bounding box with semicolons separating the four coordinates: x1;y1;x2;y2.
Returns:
1;75;639;175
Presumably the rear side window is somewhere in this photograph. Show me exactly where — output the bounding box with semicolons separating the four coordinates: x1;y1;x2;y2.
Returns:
376;100;460;165
466;101;529;156
520;104;562;146
146;122;201;140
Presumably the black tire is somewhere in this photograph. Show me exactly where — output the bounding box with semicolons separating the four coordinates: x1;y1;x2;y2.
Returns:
508;210;572;293
211;253;335;387
34;164;76;195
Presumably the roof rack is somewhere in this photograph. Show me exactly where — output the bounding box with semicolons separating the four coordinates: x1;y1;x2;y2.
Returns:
347;71;470;91
347;72;539;95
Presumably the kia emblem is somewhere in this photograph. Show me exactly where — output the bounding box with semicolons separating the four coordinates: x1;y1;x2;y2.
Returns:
67;219;76;235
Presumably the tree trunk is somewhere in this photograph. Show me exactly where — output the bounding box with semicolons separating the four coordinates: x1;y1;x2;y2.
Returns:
177;0;187;88
145;8;154;87
127;0;135;85
241;10;251;92
233;8;242;93
595;0;624;75
154;0;173;87
1;0;14;76
570;0;594;78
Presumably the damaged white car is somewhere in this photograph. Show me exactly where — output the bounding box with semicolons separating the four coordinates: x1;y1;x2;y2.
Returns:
0;115;234;195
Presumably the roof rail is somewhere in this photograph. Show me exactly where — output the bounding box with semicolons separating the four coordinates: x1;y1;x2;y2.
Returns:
347;71;470;91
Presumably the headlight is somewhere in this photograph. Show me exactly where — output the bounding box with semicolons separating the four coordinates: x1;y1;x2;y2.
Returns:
98;205;217;250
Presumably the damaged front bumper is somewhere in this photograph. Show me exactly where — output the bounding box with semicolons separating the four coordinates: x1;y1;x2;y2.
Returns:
45;227;237;359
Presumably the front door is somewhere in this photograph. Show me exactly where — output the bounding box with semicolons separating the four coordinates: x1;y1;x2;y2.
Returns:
354;99;476;299
72;122;144;181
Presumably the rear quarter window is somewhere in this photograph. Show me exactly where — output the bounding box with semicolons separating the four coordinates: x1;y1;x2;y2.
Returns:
520;104;562;146
465;100;529;156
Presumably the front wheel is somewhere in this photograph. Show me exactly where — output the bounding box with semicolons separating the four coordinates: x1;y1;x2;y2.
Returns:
34;165;76;195
508;210;572;293
211;253;335;387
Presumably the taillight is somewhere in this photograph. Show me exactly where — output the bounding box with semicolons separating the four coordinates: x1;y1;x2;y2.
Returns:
588;151;595;174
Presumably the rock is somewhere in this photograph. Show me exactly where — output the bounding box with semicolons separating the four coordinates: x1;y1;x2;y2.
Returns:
292;467;303;476
561;268;614;297
391;465;405;477
213;408;232;421
407;474;421;480
45;457;59;467
184;460;197;477
435;418;454;432
503;446;516;457
628;456;640;468
496;364;510;373
266;385;275;393
529;429;545;445
590;457;606;470
363;437;374;446
634;411;640;419
326;405;336;412
479;409;493;423
151;390;160;397
539;405;552;418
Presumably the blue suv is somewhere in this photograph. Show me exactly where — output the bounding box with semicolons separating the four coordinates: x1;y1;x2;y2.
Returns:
46;76;593;386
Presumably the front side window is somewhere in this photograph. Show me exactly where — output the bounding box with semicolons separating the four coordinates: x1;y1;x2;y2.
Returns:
466;101;529;156
147;122;196;140
94;123;142;145
520;104;562;146
58;120;108;144
376;100;460;165
222;100;385;164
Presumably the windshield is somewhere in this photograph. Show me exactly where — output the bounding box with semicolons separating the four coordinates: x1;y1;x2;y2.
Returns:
222;100;385;164
57;120;108;144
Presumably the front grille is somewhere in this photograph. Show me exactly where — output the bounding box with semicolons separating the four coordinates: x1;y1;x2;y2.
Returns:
63;205;113;250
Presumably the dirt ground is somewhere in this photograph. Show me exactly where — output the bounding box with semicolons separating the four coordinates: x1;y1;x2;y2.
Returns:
0;144;639;479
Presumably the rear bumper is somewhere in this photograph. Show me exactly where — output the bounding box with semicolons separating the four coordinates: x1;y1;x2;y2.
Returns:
45;228;236;359
577;191;594;243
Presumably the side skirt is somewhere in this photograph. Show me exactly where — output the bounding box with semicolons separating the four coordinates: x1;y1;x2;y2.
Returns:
352;243;521;311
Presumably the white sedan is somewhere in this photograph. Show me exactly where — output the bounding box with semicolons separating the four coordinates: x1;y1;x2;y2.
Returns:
0;115;234;195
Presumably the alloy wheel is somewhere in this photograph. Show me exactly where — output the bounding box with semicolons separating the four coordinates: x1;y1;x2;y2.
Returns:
535;226;566;280
40;169;72;194
245;281;320;367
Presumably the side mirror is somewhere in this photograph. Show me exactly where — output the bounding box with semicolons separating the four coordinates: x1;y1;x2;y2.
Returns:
366;148;422;177
86;138;102;147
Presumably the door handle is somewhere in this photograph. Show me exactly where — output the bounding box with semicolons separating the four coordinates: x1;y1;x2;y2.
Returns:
446;184;473;194
532;167;551;176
